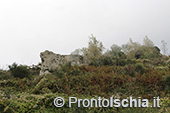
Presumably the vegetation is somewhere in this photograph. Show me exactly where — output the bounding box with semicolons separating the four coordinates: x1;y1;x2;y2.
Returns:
0;36;170;112
8;63;30;78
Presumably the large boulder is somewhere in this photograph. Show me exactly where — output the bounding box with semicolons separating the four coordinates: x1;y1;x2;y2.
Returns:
39;50;84;75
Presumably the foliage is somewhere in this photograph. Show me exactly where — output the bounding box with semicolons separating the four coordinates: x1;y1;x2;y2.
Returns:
105;44;126;59
8;63;30;78
124;64;135;76
72;34;104;64
98;56;113;66
143;36;154;47
135;63;146;75
164;75;170;92
1;36;170;112
0;70;11;80
1;64;170;112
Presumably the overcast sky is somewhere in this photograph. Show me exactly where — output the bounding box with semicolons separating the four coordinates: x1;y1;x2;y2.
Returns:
0;0;170;69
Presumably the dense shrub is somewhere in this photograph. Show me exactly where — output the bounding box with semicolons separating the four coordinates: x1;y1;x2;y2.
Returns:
118;59;128;66
124;64;135;76
1;64;170;112
89;56;114;66
89;60;100;66
28;66;40;75
164;75;170;92
98;56;113;66
0;70;12;80
135;49;144;59
50;62;72;77
8;63;30;78
135;63;146;75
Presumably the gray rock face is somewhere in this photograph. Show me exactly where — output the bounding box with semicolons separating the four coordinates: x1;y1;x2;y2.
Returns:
39;50;84;75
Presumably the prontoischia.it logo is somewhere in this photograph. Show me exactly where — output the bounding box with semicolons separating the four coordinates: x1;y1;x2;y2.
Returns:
54;96;160;108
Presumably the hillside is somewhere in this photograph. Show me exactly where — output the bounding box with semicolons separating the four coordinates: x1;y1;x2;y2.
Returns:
0;37;170;113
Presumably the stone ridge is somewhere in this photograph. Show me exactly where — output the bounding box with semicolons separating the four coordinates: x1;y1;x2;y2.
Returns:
39;50;85;75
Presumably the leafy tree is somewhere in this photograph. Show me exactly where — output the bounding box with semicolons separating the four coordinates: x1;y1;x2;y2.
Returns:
82;34;105;63
135;49;144;59
122;44;129;55
122;37;160;59
127;38;141;52
143;36;154;47
105;44;126;66
134;46;160;59
124;38;141;58
109;44;122;57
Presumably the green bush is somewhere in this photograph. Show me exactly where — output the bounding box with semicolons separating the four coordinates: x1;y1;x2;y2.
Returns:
89;56;113;66
135;63;146;75
0;70;12;80
8;63;30;78
99;56;113;66
124;64;135;76
164;75;170;92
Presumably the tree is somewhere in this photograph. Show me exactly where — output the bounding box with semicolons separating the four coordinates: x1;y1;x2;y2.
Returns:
143;36;154;47
135;49;144;59
105;44;126;66
82;34;105;63
106;44;125;59
161;40;168;55
122;44;129;55
127;38;141;51
124;38;141;58
110;44;122;56
123;37;159;59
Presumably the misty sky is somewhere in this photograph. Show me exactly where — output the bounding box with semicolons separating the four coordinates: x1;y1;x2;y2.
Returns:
0;0;170;69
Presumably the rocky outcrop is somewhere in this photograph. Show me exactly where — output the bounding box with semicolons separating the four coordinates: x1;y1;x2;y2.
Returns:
39;50;85;75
